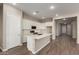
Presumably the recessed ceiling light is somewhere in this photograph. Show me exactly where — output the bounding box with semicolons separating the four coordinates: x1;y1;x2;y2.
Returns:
49;5;55;10
12;3;16;5
33;12;37;15
33;11;39;15
56;14;58;16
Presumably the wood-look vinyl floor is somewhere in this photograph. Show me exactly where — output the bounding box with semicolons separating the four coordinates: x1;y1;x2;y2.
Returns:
0;35;79;55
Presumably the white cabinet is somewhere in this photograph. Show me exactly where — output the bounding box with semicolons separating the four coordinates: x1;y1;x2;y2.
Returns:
3;4;22;50
22;19;46;30
44;22;53;26
22;19;31;29
37;23;46;29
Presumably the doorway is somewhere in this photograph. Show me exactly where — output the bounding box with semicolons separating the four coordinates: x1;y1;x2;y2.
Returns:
55;16;77;40
61;24;67;34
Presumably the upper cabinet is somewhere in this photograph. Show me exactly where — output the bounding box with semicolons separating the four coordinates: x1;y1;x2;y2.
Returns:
22;19;46;30
44;22;53;26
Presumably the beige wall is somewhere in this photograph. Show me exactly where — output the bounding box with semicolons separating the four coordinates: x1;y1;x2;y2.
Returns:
0;5;3;49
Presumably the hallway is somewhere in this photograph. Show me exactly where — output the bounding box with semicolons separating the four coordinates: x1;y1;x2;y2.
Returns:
0;35;79;55
38;34;79;55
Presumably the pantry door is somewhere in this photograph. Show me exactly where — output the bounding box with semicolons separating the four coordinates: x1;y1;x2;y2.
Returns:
6;12;22;49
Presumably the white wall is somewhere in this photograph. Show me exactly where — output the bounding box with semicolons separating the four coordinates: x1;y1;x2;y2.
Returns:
72;21;77;38
52;19;56;40
77;15;79;44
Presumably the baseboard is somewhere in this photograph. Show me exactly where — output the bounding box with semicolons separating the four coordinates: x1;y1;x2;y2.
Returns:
2;43;23;52
32;41;50;54
0;46;8;52
0;47;8;52
2;48;8;52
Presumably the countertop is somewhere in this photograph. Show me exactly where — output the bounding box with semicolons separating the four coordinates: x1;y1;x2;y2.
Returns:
27;33;52;40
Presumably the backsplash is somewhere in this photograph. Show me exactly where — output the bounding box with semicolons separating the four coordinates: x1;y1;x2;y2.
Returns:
22;29;48;36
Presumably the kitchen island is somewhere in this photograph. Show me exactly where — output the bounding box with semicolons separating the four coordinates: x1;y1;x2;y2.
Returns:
27;33;52;54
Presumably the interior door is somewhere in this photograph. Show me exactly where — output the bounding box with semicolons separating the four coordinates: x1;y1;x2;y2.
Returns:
6;14;21;49
61;24;66;34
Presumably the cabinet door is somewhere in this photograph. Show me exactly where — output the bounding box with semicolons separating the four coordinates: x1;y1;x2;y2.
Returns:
6;13;22;49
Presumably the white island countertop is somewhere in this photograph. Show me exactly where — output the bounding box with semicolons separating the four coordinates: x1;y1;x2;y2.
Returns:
27;33;52;40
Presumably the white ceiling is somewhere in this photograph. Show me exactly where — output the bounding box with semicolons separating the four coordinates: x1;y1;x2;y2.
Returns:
12;3;79;20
